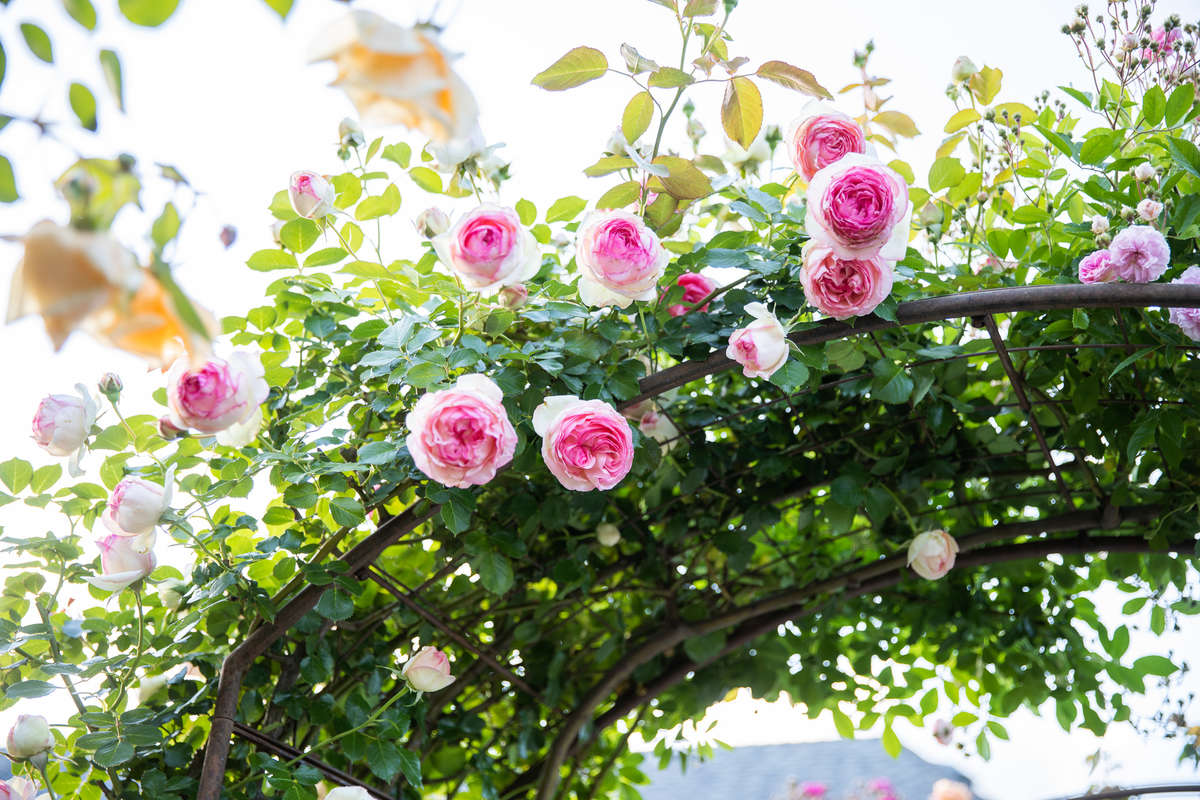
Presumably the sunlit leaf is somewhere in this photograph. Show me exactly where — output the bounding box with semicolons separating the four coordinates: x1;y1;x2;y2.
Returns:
20;22;53;63
754;60;831;99
721;76;762;149
622;91;654;143
68;82;98;131
118;0;181;26
532;46;608;91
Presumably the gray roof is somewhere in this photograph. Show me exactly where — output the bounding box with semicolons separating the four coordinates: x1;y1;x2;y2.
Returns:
639;740;984;800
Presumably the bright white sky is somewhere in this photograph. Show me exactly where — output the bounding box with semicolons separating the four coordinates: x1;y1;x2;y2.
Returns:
1;0;1199;798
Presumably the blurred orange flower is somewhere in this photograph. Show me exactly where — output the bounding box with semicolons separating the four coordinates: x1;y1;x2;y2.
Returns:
309;10;479;144
88;269;217;369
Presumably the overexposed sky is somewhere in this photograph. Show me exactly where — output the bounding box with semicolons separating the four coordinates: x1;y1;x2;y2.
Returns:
2;1;1199;798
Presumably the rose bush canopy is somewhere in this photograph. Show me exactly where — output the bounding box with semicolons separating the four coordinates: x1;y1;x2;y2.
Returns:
2;1;1200;799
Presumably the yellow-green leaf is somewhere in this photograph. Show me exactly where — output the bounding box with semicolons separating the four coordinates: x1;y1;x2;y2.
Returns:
874;110;919;138
622;91;654;143
118;0;181;26
993;102;1036;127
968;65;1002;105
596;181;640;210
532;46;608;91
62;0;98;30
944;108;981;133
20;23;53;63
721;77;762;149
68;82;97;131
652;156;712;200
648;67;693;88
409;166;442;193
755;60;831;99
99;50;124;111
584;156;635;177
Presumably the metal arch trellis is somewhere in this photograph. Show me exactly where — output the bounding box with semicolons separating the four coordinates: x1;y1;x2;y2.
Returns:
196;282;1200;800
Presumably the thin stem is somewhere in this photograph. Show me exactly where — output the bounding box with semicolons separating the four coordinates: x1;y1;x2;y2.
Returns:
109;588;146;725
38;762;60;800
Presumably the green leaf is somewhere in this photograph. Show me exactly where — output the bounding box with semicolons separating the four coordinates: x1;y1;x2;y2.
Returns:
1142;85;1166;126
769;359;809;393
118;0;181;27
872;362;913;404
967;65;1002;105
382;142;412;168
20;22;53;63
151;202;180;249
515;198;536;226
546;195;587;223
405;361;444;388
1078;130;1121;165
0;40;6;91
315;588;355;621
93;739;135;767
622;91;654;143
831;707;854;739
682;0;717;15
473;549;513;595
1126;414;1157;462
1166;137;1200;181
1133;654;1177;677
409;166;442;193
648;67;694;88
62;0;98;30
928;157;965;192
99;50;125;111
1108;346;1158;380
532;46;608;91
246;249;297;271
945;108;982;133
881;725;901;757
1105;624;1130;660
721;77;762;149
755;60;831;99
0;155;16;203
1166;83;1195;127
396;748;422;789
6;679;56;699
31;464;62;493
0;458;33;493
975;730;991;760
355;183;402;220
329;497;365;527
304;247;347;268
261;0;293;18
279;218;320;253
653;156;712;200
682;631;726;664
596;181;639;210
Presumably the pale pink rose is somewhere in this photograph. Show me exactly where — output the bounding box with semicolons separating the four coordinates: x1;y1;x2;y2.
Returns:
908;529;959;580
167;350;269;435
103;467;174;543
1090;215;1110;235
667;272;718;317
404;374;517;488
1168;266;1200;341
415;207;450;239
932;718;954;745
31;384;97;474
800;242;894;319
402;646;456;692
87;532;157;593
6;714;53;761
289;170;334;219
930;779;973;800
576;210;668;308
786;102;869;181
806;154;911;261
1143;26;1183;63
1078;249;1117;284
432;204;539;293
726;302;789;379
1137;198;1163;222
533;396;635;491
1133;163;1157;182
0;777;38;800
1108;225;1170;283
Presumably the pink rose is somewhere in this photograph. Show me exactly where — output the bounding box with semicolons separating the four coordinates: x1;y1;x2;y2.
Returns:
786;102;869;181
800;242;894;319
908;529;959;580
498;284;529;309
667;271;718;317
404;374;517;488
799;782;827;798
533;396;634;491
806;154;910;260
1168;266;1200;341
32;384;96;473
103;468;174;544
868;778;894;794
1078;249;1116;284
1143;26;1183;63
167;350;269;435
930;779;973;800
0;777;38;800
576;210;668;308
289;170;334;219
1108;225;1170;283
726;302;789;379
432;204;539;293
87;532;157;593
402;646;456;692
1137;198;1163;222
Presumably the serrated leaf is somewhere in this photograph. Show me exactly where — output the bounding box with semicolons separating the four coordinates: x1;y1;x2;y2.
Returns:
0;458;33;493
6;679;56;699
755;60;831;99
881;725;901;757
1166;83;1195;127
409;166;442;193
721;77;762;148
382;142;412;168
622;91;654;143
1133;654;1177;677
968;65;1002;105
99;50;124;111
329;497;365;527
929;157;965;192
1142;85;1166;126
652;156;711;200
532;46;608;91
315;588;355;620
682;0;717;15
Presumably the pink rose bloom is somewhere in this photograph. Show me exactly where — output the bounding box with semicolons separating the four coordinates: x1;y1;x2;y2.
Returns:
799;782;827;798
1143;26;1183;62
726;302;789;379
288;170;334;219
404;374;517;488
930;779;973;800
87;532;157;593
800;242;894;319
432;204;539;293
32;384;97;474
786;101;869;181
402;646;456;692
167;350;269;435
667;271;718;316
1078;249;1116;284
806;153;910;260
1168;266;1200;341
576;210;668;308
1108;225;1170;283
533;396;634;491
868;778;895;794
1137;198;1163;222
498;284;529;309
0;777;38;800
908;529;959;580
103;467;174;546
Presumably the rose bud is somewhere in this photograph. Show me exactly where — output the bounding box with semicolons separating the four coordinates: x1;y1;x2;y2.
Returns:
1137;198;1163;222
726;302;789;379
167;350;269;436
87;532;157;593
338;117;365;149
270;220;286;246
156;415;188;441
32;385;97;475
907;529;959;580
533;396;635;492
402;646;456;693
596;523;621;547
6;714;54;764
666;272;718;317
415;207;451;239
1090;215;1110;235
326;789;372;800
1133;163;1157;182
498;284;529;309
159;579;186;611
103;468;174;546
951;56;978;81
219;225;237;249
288;170;335;219
98;371;123;401
0;777;38;800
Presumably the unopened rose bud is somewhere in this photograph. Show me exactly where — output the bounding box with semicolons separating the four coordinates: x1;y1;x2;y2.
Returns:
917;203;943;227
414;207;450;239
6;714;54;765
1121;32;1140;50
951;56;978;82
159;579;185;611
402;646;456;693
596;523;621;547
270;220;286;246
98;372;123;401
1120;207;1137;222
1133;163;1157;182
687;117;706;142
1090;215;1110;235
498;284;528;309
338;117;365;149
288;170;334;219
1137;198;1163;221
219;225;237;249
157;416;187;440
